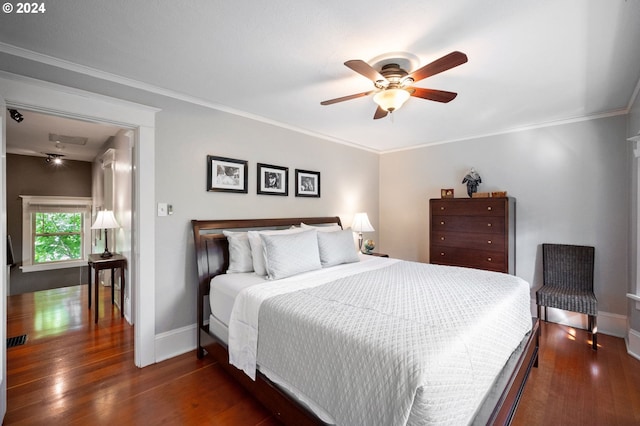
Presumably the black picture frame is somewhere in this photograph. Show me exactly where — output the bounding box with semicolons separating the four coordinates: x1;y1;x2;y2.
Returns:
257;163;288;196
207;155;248;193
295;169;320;198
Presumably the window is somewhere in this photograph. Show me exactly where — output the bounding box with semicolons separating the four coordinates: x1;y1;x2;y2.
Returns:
20;196;93;272
33;212;83;264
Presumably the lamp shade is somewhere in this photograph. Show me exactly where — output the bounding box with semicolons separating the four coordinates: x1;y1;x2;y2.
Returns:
352;213;374;233
373;88;410;112
91;210;120;229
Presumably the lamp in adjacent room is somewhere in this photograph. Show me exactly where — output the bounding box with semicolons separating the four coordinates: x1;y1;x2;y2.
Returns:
351;212;375;252
91;210;120;258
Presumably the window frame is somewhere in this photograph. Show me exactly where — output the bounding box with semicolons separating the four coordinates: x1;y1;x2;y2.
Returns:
20;196;93;272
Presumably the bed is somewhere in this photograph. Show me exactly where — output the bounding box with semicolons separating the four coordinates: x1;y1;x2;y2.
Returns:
192;217;539;425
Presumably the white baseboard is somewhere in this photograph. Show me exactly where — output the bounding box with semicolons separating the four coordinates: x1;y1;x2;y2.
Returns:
530;300;627;337
155;323;197;363
627;328;640;361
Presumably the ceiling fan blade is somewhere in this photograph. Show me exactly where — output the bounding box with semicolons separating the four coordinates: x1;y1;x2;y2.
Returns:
344;60;387;82
320;91;375;105
408;51;468;83
410;88;458;103
373;106;388;120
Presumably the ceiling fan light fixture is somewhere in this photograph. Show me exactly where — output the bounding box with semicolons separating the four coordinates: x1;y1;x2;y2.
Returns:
373;88;410;113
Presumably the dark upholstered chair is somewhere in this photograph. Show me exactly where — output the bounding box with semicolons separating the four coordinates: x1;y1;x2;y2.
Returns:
536;244;597;350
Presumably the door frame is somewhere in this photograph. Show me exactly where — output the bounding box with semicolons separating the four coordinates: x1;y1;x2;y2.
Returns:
0;71;159;368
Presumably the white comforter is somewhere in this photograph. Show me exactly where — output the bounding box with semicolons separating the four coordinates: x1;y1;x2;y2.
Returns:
228;256;397;378
228;258;532;425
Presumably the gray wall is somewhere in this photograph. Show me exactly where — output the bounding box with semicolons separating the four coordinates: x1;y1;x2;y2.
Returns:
0;58;381;335
7;153;93;294
3;54;633;340
153;101;380;333
380;115;630;317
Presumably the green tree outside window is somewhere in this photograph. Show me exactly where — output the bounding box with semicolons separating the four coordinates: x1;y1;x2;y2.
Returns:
33;212;83;263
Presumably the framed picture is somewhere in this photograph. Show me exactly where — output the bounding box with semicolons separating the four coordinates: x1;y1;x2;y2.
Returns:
295;169;320;198
207;155;248;193
441;188;454;198
257;163;288;196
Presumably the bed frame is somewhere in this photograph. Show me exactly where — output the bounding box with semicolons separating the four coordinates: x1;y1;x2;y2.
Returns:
192;217;540;425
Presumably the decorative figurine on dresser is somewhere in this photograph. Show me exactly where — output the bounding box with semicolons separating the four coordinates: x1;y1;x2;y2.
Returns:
462;168;482;197
429;196;515;274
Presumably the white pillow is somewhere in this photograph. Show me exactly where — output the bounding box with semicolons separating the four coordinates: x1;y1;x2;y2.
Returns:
317;229;360;267
223;231;253;273
300;222;342;232
260;229;322;280
248;227;305;276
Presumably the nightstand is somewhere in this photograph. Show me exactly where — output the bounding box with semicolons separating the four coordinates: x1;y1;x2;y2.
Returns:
363;252;389;258
88;253;126;323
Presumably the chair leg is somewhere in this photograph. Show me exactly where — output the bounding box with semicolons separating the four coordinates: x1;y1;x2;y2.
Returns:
590;315;597;350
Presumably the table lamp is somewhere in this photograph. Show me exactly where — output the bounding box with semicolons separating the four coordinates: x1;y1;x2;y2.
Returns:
91;210;120;258
351;212;374;252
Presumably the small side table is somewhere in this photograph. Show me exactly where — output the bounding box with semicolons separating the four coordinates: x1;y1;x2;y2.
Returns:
363;252;389;258
88;253;126;323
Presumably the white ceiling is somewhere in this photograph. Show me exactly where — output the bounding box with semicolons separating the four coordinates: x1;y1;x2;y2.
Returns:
5;109;122;162
1;0;640;153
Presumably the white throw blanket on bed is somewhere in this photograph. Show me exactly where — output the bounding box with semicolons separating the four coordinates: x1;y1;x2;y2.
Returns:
229;259;532;425
228;256;398;379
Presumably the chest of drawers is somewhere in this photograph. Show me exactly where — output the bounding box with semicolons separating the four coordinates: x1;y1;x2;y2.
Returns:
429;197;515;274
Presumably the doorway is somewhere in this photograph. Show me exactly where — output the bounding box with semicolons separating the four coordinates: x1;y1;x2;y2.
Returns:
0;73;158;371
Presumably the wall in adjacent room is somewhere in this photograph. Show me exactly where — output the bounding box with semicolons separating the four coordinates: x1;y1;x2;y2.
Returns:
379;115;629;327
6;153;92;294
92;129;133;317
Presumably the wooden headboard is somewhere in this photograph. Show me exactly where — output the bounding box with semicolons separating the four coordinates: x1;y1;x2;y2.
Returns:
191;216;343;347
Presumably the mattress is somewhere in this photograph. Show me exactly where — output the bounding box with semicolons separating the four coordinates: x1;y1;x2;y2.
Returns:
209;272;266;326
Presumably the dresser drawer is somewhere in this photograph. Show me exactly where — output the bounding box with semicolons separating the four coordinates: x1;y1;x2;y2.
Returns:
430;246;506;272
431;231;506;252
431;215;505;234
430;199;506;216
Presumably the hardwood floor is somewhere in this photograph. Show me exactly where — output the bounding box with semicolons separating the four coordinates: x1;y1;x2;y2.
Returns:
6;285;640;425
5;285;278;425
513;321;640;425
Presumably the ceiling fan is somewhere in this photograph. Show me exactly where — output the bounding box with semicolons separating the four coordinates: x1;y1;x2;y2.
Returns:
320;51;468;120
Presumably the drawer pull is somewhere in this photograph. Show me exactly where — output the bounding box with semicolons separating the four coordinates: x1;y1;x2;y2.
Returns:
440;237;445;241
487;240;492;244
487;223;492;227
440;252;445;256
440;221;445;225
487;206;492;211
440;206;445;210
487;257;492;262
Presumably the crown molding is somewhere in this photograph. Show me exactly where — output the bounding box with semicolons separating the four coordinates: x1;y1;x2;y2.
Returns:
0;42;379;154
1;41;634;156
